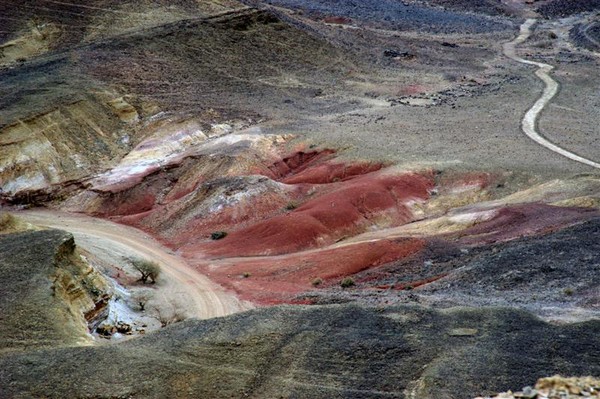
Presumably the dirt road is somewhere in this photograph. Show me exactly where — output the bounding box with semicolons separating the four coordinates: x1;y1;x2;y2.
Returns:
18;209;252;320
504;19;600;170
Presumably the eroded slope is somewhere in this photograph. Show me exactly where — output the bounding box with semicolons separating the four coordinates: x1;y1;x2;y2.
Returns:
0;229;109;352
0;304;599;398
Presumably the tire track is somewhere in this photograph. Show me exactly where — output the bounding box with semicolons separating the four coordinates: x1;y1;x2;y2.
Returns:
503;18;600;170
18;209;252;320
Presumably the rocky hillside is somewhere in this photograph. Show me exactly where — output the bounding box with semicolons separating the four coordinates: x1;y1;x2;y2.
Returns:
477;376;600;399
0;228;109;353
1;0;599;397
1;304;599;398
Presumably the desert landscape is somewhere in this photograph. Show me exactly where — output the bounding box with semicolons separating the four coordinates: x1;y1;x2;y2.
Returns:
0;0;599;398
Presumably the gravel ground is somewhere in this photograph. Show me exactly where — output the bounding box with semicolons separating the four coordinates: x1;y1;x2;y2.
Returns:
243;0;514;33
1;304;599;398
302;217;600;323
537;0;600;19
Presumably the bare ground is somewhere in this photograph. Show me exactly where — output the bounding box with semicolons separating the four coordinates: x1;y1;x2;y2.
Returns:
17;210;252;323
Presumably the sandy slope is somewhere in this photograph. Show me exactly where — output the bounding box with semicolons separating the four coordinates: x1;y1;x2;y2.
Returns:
17;209;252;320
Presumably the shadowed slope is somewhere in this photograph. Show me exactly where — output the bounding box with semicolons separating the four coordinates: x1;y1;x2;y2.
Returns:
0;304;598;398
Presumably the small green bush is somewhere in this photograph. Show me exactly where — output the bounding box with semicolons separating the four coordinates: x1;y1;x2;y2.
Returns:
340;277;355;288
131;259;161;284
0;212;18;233
211;231;228;240
311;277;323;287
285;201;299;211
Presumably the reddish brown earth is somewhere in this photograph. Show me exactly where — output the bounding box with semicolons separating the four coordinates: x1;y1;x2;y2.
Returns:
252;148;384;184
61;145;435;302
108;148;408;252
322;16;353;25
435;170;495;192
50;145;599;305
454;203;600;246
193;171;432;257
195;237;426;304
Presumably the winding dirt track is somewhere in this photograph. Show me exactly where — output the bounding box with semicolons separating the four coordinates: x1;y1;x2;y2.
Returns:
503;19;600;170
18;209;252;319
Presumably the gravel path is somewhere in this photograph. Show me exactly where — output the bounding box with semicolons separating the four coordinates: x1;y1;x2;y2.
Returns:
504;19;600;170
18;209;251;320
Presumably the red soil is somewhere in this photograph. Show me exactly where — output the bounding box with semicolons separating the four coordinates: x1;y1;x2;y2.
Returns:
192;172;433;257
398;84;427;96
281;161;383;184
102;149;436;305
194;237;425;304
157;188;298;248
437;171;494;191
257;148;384;184
89;191;157;217
323;16;353;24
73;142;600;307
260;149;336;180
455;203;600;245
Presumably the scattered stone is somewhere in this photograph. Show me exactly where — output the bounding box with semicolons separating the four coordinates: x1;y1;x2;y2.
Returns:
514;386;537;398
441;41;458;48
115;322;132;334
476;376;600;399
96;324;116;337
383;49;414;59
449;328;478;336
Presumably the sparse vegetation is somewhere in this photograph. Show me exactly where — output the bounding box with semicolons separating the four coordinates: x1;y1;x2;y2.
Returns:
0;212;19;233
131;259;161;284
2;0;600;396
285;201;299;211
211;231;228;240
132;289;154;311
0;213;33;235
340;277;355;288
151;302;186;327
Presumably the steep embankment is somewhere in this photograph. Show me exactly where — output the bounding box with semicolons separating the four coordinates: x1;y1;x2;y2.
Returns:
0;229;109;353
0;304;599;398
19;210;251;320
0;3;359;203
0;91;149;200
